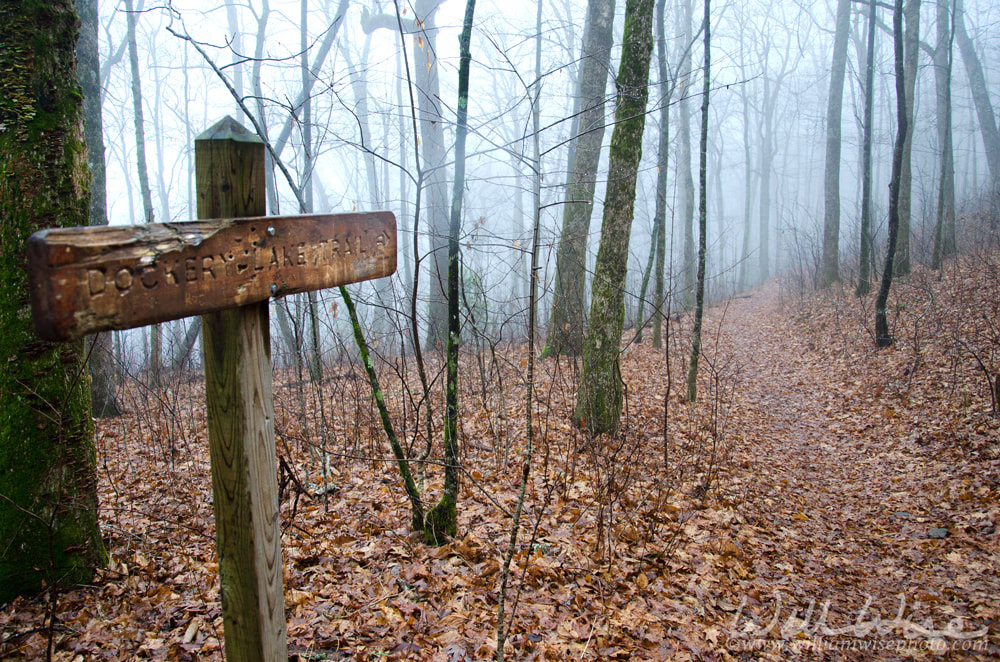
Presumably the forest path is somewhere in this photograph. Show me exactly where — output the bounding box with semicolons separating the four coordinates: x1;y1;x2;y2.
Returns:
724;284;896;602
708;282;995;658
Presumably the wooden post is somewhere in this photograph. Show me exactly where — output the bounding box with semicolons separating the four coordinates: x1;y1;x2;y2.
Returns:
195;117;286;661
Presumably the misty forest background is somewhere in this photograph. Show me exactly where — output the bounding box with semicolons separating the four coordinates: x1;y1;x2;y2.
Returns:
1;0;999;658
77;0;1000;363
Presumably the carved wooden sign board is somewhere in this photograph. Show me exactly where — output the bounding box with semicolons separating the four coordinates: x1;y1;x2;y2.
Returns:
25;116;395;661
27;212;395;341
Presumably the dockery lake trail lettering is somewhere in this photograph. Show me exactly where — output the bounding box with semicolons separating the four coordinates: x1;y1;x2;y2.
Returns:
83;228;392;297
27;212;397;341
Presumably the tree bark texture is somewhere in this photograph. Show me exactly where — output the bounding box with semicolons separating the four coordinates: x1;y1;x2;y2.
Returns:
758;73;774;284
875;0;908;347
0;0;106;602
932;0;956;268
954;0;1000;221
544;0;616;357
649;0;672;349
895;0;920;277
76;0;120;417
651;6;670;350
124;0;161;386
362;0;450;351
738;81;755;291
424;0;476;545
821;0;852;287
857;0;877;297
686;0;711;403
678;0;696;305
575;0;655;435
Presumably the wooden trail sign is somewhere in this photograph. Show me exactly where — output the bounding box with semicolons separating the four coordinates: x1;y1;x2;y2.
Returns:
25;116;396;661
27;212;395;341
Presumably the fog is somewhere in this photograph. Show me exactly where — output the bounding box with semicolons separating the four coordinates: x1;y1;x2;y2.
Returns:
92;0;1000;366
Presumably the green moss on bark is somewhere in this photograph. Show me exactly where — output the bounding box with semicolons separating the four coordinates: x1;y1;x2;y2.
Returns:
423;492;457;546
545;0;617;358
341;285;424;533
0;0;106;603
574;0;655;435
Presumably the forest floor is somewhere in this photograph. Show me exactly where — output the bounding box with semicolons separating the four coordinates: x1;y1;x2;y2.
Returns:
2;252;999;661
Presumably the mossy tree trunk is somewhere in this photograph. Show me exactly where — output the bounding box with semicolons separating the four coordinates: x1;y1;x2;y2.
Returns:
76;0;120;417
342;286;424;532
543;0;616;357
0;0;106;603
424;0;476;545
574;0;655;435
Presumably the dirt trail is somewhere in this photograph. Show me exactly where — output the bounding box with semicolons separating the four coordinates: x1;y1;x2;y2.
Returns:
712;283;997;659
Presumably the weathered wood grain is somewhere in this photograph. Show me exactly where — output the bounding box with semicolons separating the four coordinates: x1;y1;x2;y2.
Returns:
203;303;286;662
196;117;286;662
27;211;396;341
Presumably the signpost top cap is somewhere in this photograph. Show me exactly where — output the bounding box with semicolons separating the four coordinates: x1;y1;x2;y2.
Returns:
195;116;263;144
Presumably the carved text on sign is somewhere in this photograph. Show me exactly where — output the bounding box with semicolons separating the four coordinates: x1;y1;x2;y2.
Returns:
82;230;390;297
27;212;396;341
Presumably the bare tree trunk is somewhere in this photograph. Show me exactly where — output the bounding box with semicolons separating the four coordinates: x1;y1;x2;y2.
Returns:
513;151;529;331
396;38;414;296
413;1;448;352
170;317;202;372
251;0;280;216
125;0;161;384
758;73;774;284
575;0;656;434
895;0;920;277
300;0;323;384
857;0;877;296
875;0;907;347
225;1;244;117
125;0;153;227
821;0;852;287
678;0;696;305
150;33;204;375
363;1;450;351
496;3;543;653
341;38;381;207
543;0;616;357
932;0;956;268
652;0;671;349
738;82;755;291
686;0;711;403
77;0;121;417
954;0;1000;225
635;223;659;343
